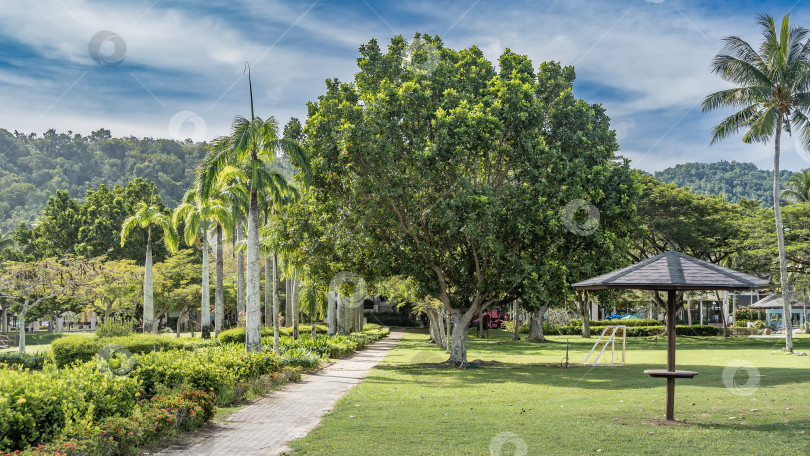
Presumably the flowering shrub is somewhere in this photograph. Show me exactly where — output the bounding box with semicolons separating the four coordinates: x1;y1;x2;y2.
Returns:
1;389;216;456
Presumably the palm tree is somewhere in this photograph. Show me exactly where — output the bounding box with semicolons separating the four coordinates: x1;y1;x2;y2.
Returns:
0;232;15;252
120;201;178;333
173;186;233;339
199;68;310;352
703;13;810;352
781;169;810;203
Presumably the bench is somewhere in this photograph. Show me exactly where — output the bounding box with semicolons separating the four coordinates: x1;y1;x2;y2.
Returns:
0;335;14;349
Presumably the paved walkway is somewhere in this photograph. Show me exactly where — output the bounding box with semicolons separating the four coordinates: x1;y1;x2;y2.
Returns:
150;330;403;456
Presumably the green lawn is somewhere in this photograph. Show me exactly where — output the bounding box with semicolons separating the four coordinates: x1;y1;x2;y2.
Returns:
290;329;810;455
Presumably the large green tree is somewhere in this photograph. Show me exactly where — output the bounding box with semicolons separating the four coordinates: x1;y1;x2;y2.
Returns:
703;13;810;352
303;35;638;364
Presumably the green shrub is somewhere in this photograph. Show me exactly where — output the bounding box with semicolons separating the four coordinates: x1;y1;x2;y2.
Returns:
20;389;216;456
728;327;760;336
364;311;419;327
570;319;663;327
217;326;274;345
734;319;750;328
0;351;50;370
95;320;134;338
557;325;664;337
502;320;530;334
0;362;140;451
134;344;279;398
675;325;721;336
51;334;217;368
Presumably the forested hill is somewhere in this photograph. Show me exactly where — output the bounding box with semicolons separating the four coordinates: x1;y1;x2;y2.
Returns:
653;161;793;207
0;128;295;234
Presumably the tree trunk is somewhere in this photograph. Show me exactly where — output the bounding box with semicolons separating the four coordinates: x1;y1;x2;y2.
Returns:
215;223;224;336
477;310;484;338
773;121;793;352
426;308;445;348
528;302;550;341
1;306;7;333
448;307;475;366
272;252;280;354
244;191;261;352
17;309;27;353
201;221;211;339
285;278;292;327
578;300;590;338
687;298;692;326
264;256;272;327
512;301;520;340
143;229;155;334
292;269;299;340
176;305;188;337
327;290;337;336
236;219;246;317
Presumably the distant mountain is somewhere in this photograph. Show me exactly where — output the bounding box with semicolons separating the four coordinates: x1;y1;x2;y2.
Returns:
654;161;794;206
0;128;296;234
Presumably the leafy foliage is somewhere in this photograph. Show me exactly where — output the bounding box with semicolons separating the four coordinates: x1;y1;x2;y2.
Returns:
654;161;792;207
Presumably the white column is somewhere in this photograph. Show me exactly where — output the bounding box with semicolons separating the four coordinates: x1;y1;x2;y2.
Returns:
700;300;704;325
90;312;97;331
56;316;63;332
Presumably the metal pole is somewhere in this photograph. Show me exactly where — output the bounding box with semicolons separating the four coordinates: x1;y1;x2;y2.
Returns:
666;290;676;420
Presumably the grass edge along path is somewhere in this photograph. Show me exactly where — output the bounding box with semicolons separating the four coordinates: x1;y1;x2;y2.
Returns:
149;329;404;456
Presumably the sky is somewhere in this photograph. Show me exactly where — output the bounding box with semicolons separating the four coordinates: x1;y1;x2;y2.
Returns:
1;0;809;172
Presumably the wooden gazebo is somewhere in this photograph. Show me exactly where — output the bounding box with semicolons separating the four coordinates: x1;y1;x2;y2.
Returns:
573;251;770;421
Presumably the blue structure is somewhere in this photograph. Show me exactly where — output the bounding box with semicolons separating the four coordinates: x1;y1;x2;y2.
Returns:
750;294;808;329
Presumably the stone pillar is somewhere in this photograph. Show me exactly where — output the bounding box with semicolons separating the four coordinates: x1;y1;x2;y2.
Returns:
90;312;97;331
56;316;63;332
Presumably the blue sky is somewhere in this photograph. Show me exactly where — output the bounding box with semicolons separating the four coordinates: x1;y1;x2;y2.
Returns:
1;0;809;172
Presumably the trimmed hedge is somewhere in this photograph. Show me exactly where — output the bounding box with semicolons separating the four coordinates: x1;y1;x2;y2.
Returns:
134;344;280;397
364;311;420;327
570;319;663;327
557;324;722;337
0;362;140;451
217;325;329;345
51;335;217;368
0;351;50;370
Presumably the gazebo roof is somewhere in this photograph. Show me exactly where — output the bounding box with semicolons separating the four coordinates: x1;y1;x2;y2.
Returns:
572;251;771;291
750;294;799;309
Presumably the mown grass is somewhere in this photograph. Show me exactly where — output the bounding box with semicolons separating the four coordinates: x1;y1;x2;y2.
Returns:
289;329;810;455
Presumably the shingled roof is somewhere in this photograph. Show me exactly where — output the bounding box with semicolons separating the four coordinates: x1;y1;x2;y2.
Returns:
572;251;771;291
749;294;799;309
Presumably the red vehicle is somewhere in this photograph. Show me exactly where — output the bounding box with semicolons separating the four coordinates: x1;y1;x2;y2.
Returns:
472;307;509;329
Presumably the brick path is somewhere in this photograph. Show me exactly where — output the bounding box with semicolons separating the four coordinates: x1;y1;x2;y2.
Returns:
149;330;403;456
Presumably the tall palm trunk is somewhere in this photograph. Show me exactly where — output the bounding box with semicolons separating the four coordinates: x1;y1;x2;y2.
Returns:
144;224;155;334
773;121;794;352
272;252;280;354
245;191;261;352
292;269;299;340
200;220;211;339
264;256;272;327
285;278;292;327
236;219;246;317
215;224;224;336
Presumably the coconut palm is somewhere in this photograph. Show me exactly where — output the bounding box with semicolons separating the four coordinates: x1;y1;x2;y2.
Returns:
781;169;810;203
120;201;178;333
199;70;310;352
0;232;15;252
173;186;233;339
702;13;810;352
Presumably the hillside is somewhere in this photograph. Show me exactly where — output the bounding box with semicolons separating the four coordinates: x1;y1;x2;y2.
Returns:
653;161;793;206
0;128;296;234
